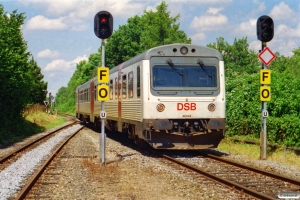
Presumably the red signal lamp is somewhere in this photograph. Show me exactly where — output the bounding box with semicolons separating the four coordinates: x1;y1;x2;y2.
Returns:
101;17;107;23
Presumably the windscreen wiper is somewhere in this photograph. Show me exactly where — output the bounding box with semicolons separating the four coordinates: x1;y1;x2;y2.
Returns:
166;59;183;76
197;59;212;78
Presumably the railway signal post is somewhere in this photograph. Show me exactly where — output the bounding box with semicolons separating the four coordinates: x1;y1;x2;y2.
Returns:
257;15;275;160
94;11;113;164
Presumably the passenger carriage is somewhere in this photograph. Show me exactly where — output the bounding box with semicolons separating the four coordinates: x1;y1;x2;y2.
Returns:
76;44;226;149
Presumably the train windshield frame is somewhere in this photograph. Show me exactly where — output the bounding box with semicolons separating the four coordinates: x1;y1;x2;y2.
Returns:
152;65;217;89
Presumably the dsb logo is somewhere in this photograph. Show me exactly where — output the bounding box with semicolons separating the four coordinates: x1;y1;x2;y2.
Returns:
177;103;196;111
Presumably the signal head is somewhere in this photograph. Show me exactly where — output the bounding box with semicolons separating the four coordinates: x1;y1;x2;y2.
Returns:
257;15;274;42
100;17;107;23
94;11;113;39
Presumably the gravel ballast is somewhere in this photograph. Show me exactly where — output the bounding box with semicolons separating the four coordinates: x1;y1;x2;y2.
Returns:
0;124;82;200
1;125;300;199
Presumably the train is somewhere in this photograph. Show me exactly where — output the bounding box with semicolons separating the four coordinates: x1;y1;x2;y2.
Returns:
76;44;226;150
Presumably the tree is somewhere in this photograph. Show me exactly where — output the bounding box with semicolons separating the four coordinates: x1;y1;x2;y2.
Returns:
27;57;48;104
105;1;191;68
140;1;191;49
0;5;31;136
207;37;259;75
55;53;100;113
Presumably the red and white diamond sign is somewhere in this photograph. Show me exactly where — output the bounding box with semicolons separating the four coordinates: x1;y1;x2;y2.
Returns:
258;47;276;66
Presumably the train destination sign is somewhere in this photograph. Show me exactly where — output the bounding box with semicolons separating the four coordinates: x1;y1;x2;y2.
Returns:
258;47;276;66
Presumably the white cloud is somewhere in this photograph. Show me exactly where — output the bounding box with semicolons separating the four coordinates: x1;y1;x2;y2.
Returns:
190;32;206;42
269;2;295;20
257;2;266;12
44;59;69;71
20;0;146;18
22;0;148;31
167;0;232;4
25;15;67;30
190;13;228;31
44;55;88;72
37;49;60;59
234;18;256;37
249;40;261;53
18;0;82;16
207;8;223;15
277;24;300;38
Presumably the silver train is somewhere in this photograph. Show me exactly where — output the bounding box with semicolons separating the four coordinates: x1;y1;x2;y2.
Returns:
76;44;226;150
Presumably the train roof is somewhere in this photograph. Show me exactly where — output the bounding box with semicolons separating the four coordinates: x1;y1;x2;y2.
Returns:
110;44;223;74
76;44;223;90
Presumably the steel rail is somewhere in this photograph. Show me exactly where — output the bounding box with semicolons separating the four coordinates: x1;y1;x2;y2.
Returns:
160;153;275;200
14;125;84;200
0;121;78;164
205;153;300;186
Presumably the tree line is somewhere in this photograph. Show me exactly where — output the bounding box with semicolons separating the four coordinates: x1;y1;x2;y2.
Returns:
57;1;300;147
0;5;47;143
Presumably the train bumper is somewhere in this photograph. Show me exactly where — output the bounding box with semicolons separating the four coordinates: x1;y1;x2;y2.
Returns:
144;130;224;150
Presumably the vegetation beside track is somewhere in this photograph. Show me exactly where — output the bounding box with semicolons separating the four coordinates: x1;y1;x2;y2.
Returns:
218;138;300;170
0;5;48;144
0;104;66;147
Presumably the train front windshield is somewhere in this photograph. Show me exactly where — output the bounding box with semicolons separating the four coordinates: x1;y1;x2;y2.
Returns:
152;65;217;89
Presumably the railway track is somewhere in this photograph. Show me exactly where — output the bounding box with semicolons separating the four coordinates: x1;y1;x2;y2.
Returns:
0;120;78;165
99;128;300;199
157;151;300;200
14;125;84;199
0;117;83;199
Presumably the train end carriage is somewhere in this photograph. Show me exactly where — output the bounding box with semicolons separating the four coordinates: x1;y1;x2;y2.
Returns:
76;44;226;150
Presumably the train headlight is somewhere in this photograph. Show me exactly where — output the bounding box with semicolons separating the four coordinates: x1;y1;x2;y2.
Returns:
180;46;188;55
208;103;216;112
156;103;165;112
194;122;199;125
173;122;178;126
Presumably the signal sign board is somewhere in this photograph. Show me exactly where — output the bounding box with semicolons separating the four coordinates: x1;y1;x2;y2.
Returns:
98;85;109;101
43;100;49;106
98;67;109;83
258;47;276;66
260;69;271;84
260;86;271;101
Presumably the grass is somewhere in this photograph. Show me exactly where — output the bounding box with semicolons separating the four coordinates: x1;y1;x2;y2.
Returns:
24;104;67;130
218;137;300;170
0;104;67;146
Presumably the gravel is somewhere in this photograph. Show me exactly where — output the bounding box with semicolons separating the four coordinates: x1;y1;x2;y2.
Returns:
0;124;83;200
1;125;300;199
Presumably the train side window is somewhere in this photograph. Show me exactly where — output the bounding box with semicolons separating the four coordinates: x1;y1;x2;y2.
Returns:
83;89;85;102
109;79;113;100
86;89;88;102
122;74;127;99
115;78;118;100
137;66;140;98
86;88;90;101
128;72;133;98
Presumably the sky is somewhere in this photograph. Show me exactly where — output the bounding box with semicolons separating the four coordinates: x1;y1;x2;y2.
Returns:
1;0;300;97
